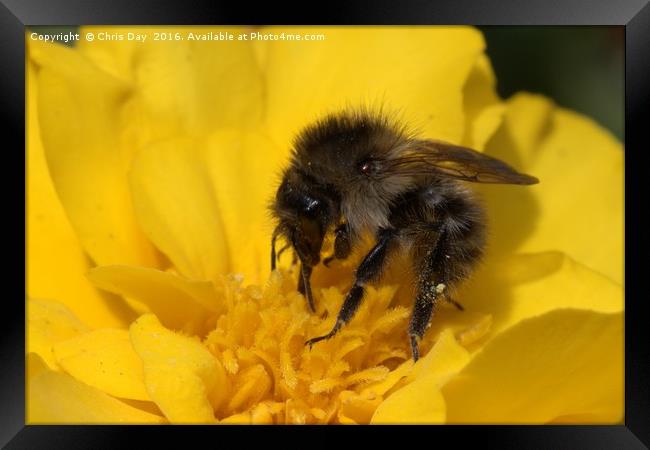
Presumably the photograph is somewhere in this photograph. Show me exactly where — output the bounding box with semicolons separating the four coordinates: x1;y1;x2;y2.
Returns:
26;25;623;425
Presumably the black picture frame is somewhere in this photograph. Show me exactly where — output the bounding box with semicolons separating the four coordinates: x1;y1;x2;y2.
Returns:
5;0;648;447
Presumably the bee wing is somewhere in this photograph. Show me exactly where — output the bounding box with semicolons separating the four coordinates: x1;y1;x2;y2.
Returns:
388;139;539;185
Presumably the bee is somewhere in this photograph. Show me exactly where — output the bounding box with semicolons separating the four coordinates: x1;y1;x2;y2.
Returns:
270;110;538;361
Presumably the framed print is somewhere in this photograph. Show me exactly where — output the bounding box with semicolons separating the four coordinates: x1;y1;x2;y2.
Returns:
3;0;648;447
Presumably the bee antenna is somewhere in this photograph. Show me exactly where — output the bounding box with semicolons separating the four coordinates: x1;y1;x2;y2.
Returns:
271;225;280;271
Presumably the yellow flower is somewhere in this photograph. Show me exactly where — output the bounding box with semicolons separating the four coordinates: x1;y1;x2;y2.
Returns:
26;26;623;424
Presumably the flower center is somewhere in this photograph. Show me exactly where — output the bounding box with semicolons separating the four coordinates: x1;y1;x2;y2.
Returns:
202;267;416;423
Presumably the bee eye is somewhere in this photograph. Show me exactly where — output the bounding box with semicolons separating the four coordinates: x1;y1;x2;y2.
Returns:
305;198;320;213
358;159;378;175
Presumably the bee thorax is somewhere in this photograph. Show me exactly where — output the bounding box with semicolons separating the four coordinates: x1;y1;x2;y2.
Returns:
342;195;391;236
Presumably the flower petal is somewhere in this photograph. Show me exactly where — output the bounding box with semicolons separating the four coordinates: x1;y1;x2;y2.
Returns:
87;265;219;333
129;131;283;283
482;93;623;283
261;26;485;150
337;390;383;424
202;130;285;283
78;26;264;140
129;314;228;423
522;107;623;283
27;61;136;329
359;360;413;399
27;298;91;369
27;352;49;381
74;26;140;82
370;329;468;424
28;39;160;268
459;252;623;336
53;329;150;401
489;92;555;168
128;136;229;281
441;309;623;423
371;376;446;424
408;329;471;383
28;369;164;424
461;53;505;150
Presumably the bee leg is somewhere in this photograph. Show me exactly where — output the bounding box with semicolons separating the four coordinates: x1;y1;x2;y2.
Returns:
297;264;304;292
408;233;450;361
271;228;279;271
323;223;351;267
446;296;464;311
408;282;440;362
276;243;291;261
297;263;315;312
272;241;291;271
306;228;395;347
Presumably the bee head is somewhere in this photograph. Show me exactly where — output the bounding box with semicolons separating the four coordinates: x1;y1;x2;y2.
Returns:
272;171;334;267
